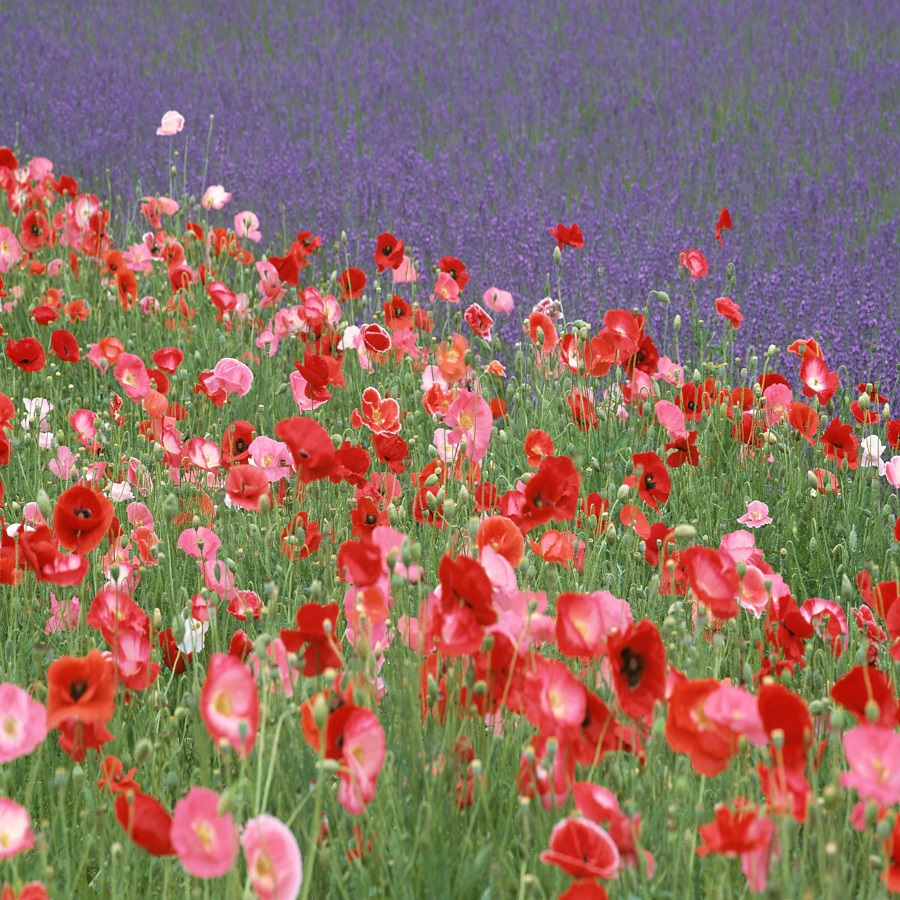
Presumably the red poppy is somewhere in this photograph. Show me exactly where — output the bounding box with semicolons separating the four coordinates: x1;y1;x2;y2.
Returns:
679;249;709;278
522;427;552;466
275;416;337;483
819;418;859;469
5;337;46;372
374;232;404;272
788;401;819;443
606;619;666;719
518;455;581;533
221;420;255;466
52;485;114;554
371;431;409;473
463;302;494;340
757;683;812;772
438;256;470;290
280;602;342;676
715;297;743;329
885;818;900;893
681;546;740;620
151;346;184;373
665;676;737;776
115;791;175;856
337;538;384;587
359;322;392;355
338;267;367;300
830;666;897;727
715;207;733;245
383;294;413;330
540;817;619;880
623;451;670;513
224;465;271;511
49;328;80;362
98;755;142;796
550;223;585;251
16;525;88;586
799;355;839;405
46;649;116;729
476;516;525;568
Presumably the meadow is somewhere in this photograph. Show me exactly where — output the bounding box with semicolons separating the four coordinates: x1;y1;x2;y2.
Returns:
0;2;899;898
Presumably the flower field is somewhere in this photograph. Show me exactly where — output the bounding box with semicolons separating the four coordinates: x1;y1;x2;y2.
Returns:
1;3;900;898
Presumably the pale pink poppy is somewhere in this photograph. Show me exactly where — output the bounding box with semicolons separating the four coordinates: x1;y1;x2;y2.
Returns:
483;286;514;314
113;353;151;401
337;707;386;815
0;226;23;273
171;787;239;879
654;399;687;441
185;437;222;472
886;455;900;488
654;356;685;387
444;389;493;462
247;436;292;482
0;799;34;858
234;211;261;243
737;501;772;528
0;685;47;762
762;384;793;427
391;254;417;284
177;526;221;561
241;815;302;900
48;445;79;480
201;185;232;210
703;684;767;745
735;564;770;617
432;272;460;303
719;530;763;567
156;110;185;136
202;558;237;600
210;357;253;397
200;653;259;758
44;592;80;634
255;260;286;308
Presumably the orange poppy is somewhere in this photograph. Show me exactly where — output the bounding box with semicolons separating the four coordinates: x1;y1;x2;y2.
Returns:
46;649;116;729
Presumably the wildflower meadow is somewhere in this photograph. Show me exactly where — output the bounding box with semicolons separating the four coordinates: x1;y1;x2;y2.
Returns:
1;3;900;899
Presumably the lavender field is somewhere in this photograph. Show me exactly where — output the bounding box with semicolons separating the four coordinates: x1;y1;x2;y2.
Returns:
4;0;899;392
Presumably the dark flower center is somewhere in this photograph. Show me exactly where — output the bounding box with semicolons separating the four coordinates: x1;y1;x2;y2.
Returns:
70;680;89;701
643;474;656;491
234;438;248;454
620;647;644;688
381;244;393;256
74;506;92;520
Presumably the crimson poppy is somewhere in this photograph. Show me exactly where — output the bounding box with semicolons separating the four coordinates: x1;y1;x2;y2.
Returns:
540;817;619;880
374;232;405;272
53;485;114;554
831;666;897;727
115;791;175;856
338;267;366;300
280;602;342;676
518;455;581;533
550;223;585;251
819;418;859;469
438;255;470;290
624;451;670;512
372;432;409;473
606;619;666;719
275;416;337;483
5;336;46;372
715;206;733;245
757;683;812;773
49;328;80;362
46;649;116;730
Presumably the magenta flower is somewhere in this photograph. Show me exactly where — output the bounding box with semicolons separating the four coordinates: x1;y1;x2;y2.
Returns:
0;799;35;858
0;685;47;762
737;501;772;528
156;110;185;136
171;787;239;879
241;815;302;900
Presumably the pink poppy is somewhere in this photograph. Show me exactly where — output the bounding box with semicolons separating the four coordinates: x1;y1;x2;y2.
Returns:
171;787;239;879
248;436;293;482
432;272;460;303
679;249;709;278
210;358;253;397
0;799;34;858
234;211;261;243
200;653;260;758
113;353;151;401
392;255;417;284
156;110;185;136
0;227;22;273
44;592;80;634
241;815;302;900
444;389;493;462
737;501;772;528
840;726;900;807
201;185;232;210
0;685;47;762
483;286;514;314
177;526;221;561
337;708;386;815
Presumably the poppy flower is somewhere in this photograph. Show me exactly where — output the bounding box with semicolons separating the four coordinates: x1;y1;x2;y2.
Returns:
884;818;900;893
241;815;303;900
819;418;859;469
665;677;738;776
114;791;175;856
518;455;581;533
338;267;366;300
799;355;839;406
540;817;619;880
757;683;812;773
52;485;114;554
681;546;740;620
45;649;116;730
438;256;469;290
171;787;239;878
623;452;670;513
374;232;404;272
476;516;525;568
463;302;494;341
200;653;259;758
156;110;184;136
0;684;47;763
715;207;733;245
50;328;80;362
5;337;45;373
275;417;337;483
224;465;271;512
280;603;342;676
0;799;35;860
715;297;743;329
679;249;708;278
696;799;774;893
550;223;584;251
606;619;666;719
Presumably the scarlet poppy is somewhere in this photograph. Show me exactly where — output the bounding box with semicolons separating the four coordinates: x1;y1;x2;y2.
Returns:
624;451;670;512
5;337;45;372
757;682;812;772
383;294;413;330
115;791;175;856
606;619;666;719
221;420;255;466
53;485;115;554
338;267;366;300
518;455;582;533
819;418;859;469
714;206;733;245
275;416;337;483
151;346;184;373
831;666;897;727
46;649;116;730
464;302;493;340
438;255;470;290
681;546;740;620
665;677;738;776
476;515;525;568
280;602;342;676
224;465;271;511
715;296;743;329
371;431;409;473
50;328;80;362
374;232;404;272
550;223;585;251
540;817;619;880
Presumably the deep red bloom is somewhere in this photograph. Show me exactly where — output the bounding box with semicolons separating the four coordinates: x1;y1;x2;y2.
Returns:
275;416;337;483
46;649;116;729
624;451;670;513
606;619;666;719
819;418;859;469
5;337;46;372
715;207;733;245
115;792;175;856
338;267;367;300
438;256;470;290
757;683;812;773
550;223;584;251
372;431;409;473
374;232;404;272
831;665;897;728
53;485;115;554
221;420;255;466
50;328;80;362
518;455;581;533
280;602;342;676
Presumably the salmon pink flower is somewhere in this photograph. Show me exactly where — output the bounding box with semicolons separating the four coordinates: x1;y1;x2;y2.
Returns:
679;248;708;278
156;110;184;136
0;227;22;273
201;185;231;210
432;272;460;303
444;389;493;462
200;653;259;758
171;787;239;879
0;685;47;762
392;255;417;284
350;387;401;435
241;815;302;900
0;800;34;859
483;286;514;314
224;465;271;512
337;707;386;814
